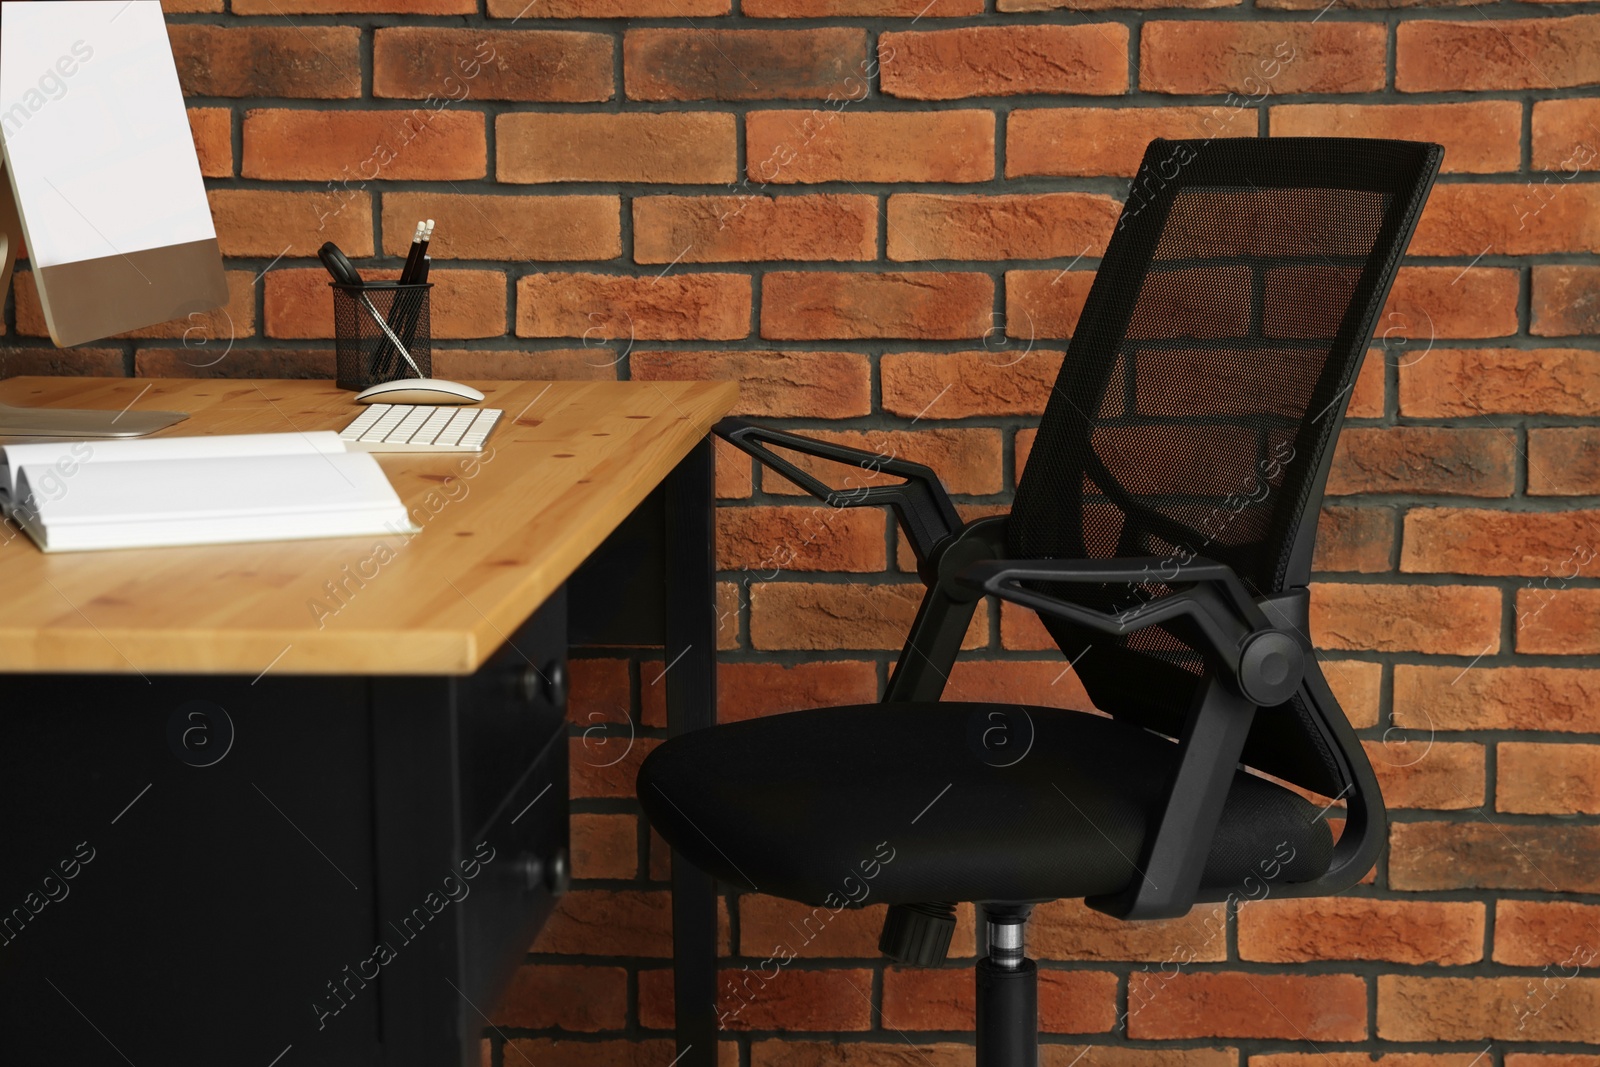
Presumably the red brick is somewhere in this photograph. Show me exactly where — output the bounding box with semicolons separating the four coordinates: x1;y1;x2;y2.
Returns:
1141;23;1385;94
1067;1052;1237;1067
265;268;505;340
1256;1056;1489;1067
236;0;471;10
1348;351;1386;419
135;349;334;379
746;110;995;184
717;505;886;573
1533;99;1600;173
567;658;630;726
1238;898;1485;964
2;348;123;378
1400;348;1600;417
1378;975;1600;1041
516;273;749;341
242;108;485;181
633;195;876;264
1532;266;1600;336
1494;901;1600;966
883;967;1117;1033
1007;107;1250;178
188;108;232;178
498;113;737;184
887;193;1120;261
1520;587;1600;654
1328;428;1514;498
940;660;1094;711
1389;822;1600;893
707;966;875;1031
1402;509;1600;577
625;29;869;101
14;271;255;342
879;25;1129;99
569;735;656;798
749;1042;976;1067
717;437;755;500
382;193;620;262
1030;898;1228;963
1529;428;1600;494
1003;0;1235;9
881;350;1063;418
1394;665;1600;733
1323;658;1382;729
1384;267;1519;339
1314;506;1395;573
1309;583;1500;655
488;0;725;14
169;26;360;98
491;964;627;1030
631;350;870;417
1126;972;1367;1040
1364;739;1486;810
1412;184;1600;256
162;0;222;9
750;582;989;651
1005;271;1096;340
761;272;992;340
745;0;977;12
1499;742;1600;814
760;427;1004;497
1271;102;1522;174
209;189;372;259
374;29;612;103
1397;16;1600;91
432;349;619;382
570;812;638;880
533;889;673;956
638;660;878;728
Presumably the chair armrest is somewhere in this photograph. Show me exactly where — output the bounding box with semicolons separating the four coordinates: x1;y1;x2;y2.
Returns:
957;556;1304;707
716;417;963;568
960;556;1312;920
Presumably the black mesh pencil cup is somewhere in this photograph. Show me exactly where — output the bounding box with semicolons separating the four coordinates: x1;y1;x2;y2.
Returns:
331;281;433;391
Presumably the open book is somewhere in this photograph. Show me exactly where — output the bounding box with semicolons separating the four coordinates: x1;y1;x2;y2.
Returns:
0;432;418;553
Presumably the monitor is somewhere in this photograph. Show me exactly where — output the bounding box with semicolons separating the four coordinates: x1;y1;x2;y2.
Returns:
0;0;227;436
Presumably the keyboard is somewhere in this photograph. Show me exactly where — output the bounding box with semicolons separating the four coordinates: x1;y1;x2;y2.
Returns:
340;404;502;453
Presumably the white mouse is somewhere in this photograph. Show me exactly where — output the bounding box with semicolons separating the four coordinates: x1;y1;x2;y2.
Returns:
354;378;486;406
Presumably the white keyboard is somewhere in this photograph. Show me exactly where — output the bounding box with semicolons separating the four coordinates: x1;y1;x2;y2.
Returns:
340;404;502;453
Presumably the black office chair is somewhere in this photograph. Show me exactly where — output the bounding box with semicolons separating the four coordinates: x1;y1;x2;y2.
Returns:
640;137;1443;1065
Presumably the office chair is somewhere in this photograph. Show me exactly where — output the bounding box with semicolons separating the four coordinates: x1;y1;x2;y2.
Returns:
639;137;1444;1065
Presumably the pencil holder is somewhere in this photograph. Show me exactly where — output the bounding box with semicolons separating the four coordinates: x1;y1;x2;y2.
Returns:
331;281;433;391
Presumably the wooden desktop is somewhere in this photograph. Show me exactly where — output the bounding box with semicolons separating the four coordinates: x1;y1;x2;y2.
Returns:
0;377;734;1067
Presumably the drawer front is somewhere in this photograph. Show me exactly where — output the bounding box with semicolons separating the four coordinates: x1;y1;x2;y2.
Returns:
458;586;568;844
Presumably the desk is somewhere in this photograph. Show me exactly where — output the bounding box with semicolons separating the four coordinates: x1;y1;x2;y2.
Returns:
0;377;734;1066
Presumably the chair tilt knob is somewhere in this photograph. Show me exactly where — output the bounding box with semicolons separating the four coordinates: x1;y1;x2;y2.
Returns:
1236;629;1306;707
879;902;958;966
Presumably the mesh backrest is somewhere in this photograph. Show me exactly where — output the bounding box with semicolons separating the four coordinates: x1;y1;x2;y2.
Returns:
1008;137;1443;794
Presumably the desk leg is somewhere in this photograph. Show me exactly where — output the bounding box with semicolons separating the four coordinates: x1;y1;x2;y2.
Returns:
663;438;718;1067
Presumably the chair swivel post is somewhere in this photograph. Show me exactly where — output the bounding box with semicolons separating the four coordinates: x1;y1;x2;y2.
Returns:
977;904;1036;1067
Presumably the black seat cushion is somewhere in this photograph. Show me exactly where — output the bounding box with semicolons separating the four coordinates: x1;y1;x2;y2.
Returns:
639;703;1333;906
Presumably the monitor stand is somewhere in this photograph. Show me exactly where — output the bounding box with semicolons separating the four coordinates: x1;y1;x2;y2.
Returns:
0;402;187;438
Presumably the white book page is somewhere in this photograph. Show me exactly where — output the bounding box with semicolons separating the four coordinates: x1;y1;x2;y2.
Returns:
0;432;349;518
22;451;404;527
0;1;215;268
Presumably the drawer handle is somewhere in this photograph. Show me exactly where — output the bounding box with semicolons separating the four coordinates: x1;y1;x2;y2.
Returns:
514;661;568;707
512;848;570;897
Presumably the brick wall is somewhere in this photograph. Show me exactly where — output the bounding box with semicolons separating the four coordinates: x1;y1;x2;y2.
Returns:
3;0;1599;1064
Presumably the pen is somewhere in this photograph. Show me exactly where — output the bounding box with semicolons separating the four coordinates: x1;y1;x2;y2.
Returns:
410;219;434;282
398;220;426;285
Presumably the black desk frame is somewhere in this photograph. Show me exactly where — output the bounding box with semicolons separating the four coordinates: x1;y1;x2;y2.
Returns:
0;438;720;1067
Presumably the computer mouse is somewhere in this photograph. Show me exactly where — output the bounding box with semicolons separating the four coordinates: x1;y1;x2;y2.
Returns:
354;378;486;406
